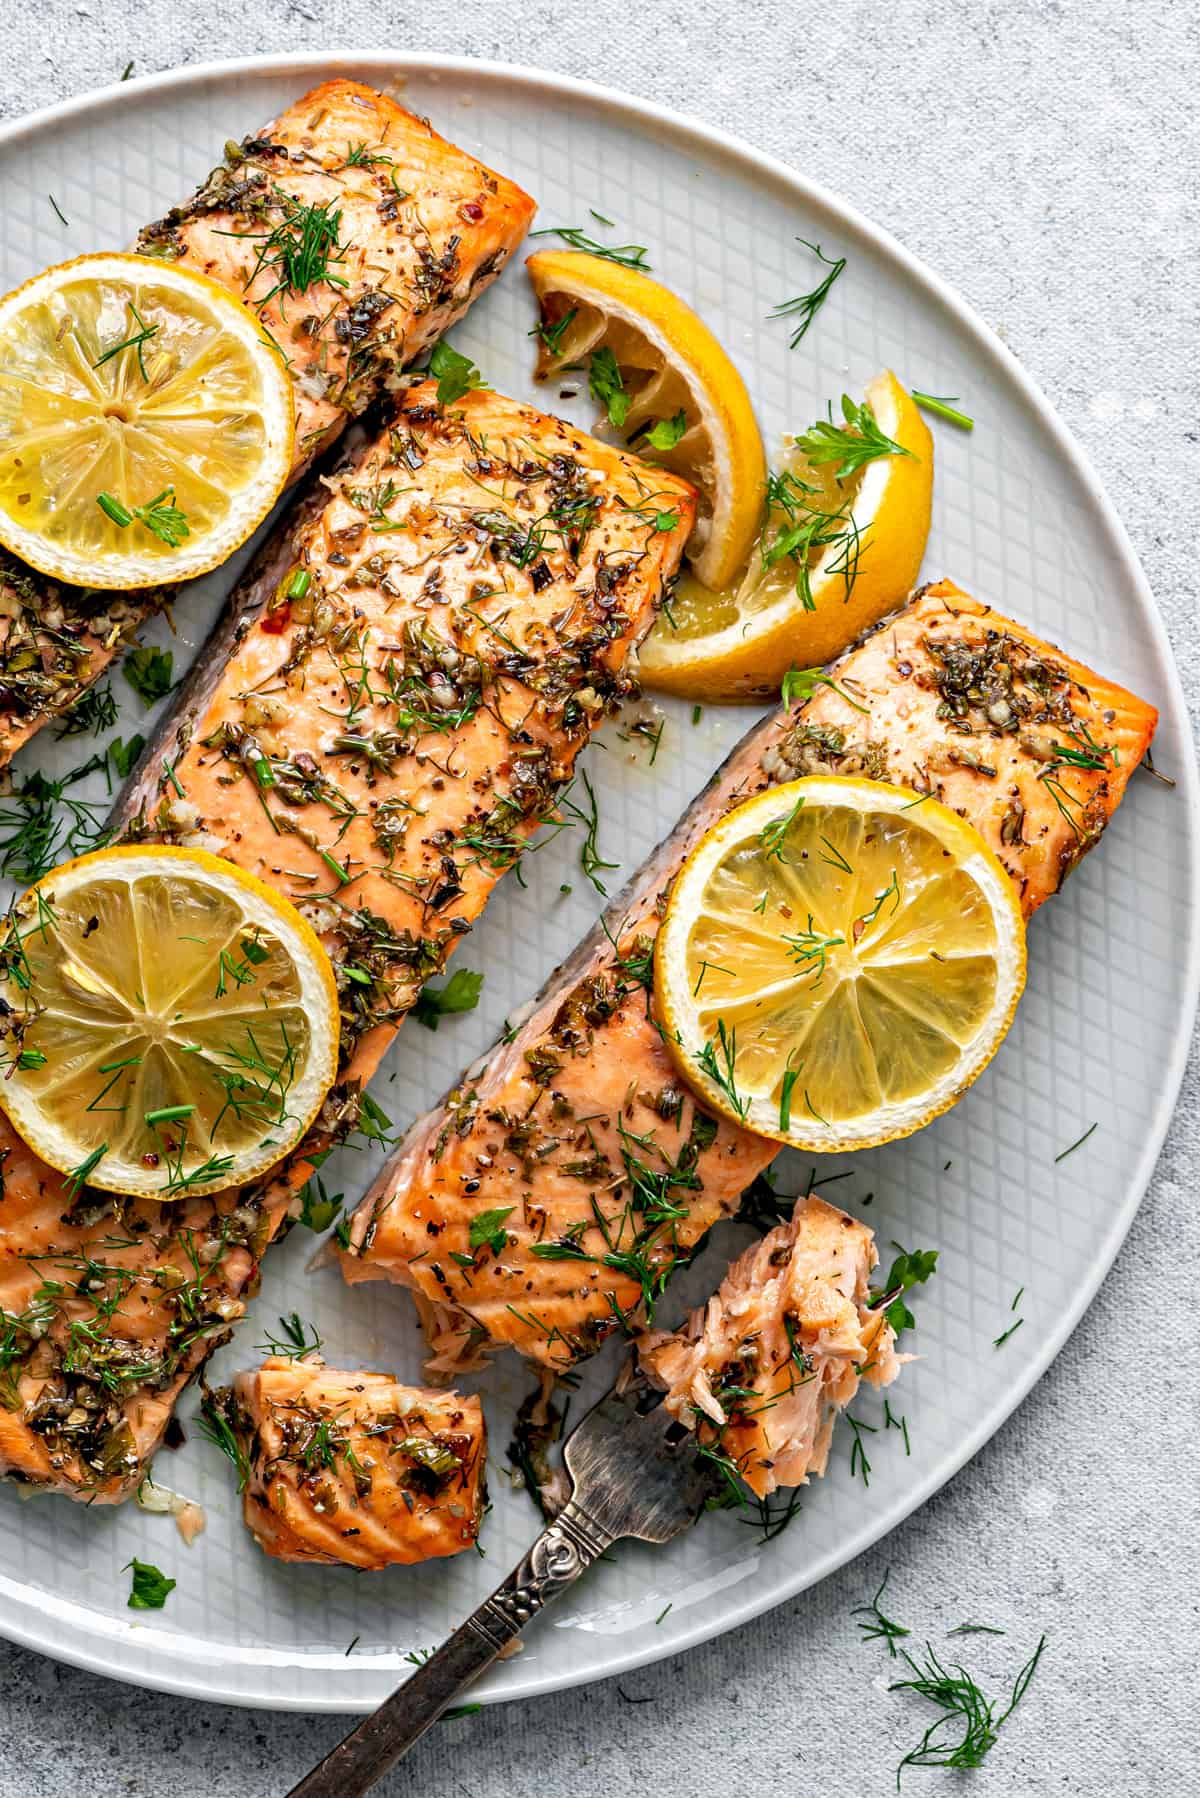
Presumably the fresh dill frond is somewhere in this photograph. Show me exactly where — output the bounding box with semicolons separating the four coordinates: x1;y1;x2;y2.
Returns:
93;302;159;381
853;1568;911;1658
55;680;118;739
769;238;846;347
890;1634;1047;1786
529;223;651;270
257;1311;322;1358
697;1019;747;1121
561;767;618;894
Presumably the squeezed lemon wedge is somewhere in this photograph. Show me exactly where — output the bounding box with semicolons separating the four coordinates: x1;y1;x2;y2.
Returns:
526;249;766;590
638;371;933;700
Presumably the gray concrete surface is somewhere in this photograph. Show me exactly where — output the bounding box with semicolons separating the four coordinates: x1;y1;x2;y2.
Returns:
1;2;1197;1792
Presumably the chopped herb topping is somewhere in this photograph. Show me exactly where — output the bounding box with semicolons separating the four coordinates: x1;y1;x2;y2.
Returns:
126;1557;176;1610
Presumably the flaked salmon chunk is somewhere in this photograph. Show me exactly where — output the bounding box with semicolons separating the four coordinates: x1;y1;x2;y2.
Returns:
0;389;693;1502
639;1195;899;1498
0;77;535;765
206;1355;486;1567
338;582;1157;1374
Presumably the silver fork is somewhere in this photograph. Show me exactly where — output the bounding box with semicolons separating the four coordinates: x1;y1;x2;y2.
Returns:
287;1382;716;1797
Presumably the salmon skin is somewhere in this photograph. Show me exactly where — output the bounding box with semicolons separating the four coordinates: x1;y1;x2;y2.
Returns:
0;77;535;767
338;581;1157;1374
0;389;693;1502
639;1195;900;1499
206;1355;486;1567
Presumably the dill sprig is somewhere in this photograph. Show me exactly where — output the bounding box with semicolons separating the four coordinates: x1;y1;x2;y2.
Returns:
853;1568;911;1658
198;1391;251;1491
561;767;618;895
0;757;110;883
793;395;914;482
769;238;846;347
890;1634;1047;1787
93;302;159;381
759;791;805;859
529;222;651;270
697;1019;747;1121
229;192;348;308
257;1312;322;1358
55;680;117;739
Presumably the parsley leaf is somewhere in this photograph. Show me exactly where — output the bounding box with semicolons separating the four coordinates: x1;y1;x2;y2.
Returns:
124;647;174;708
412;967;484;1031
638;409;688;451
469;1205;514;1255
109;734;146;779
873;1244;939;1334
589;346;629;428
429;340;487;406
297;1172;344;1234
126;1558;175;1610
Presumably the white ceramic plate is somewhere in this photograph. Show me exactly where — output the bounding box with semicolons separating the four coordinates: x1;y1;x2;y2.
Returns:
0;52;1195;1715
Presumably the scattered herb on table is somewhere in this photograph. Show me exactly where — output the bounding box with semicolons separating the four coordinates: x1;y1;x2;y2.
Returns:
1054;1120;1097;1163
853;1568;911;1657
890;1634;1047;1786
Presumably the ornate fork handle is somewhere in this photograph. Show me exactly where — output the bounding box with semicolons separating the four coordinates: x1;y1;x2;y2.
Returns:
286;1500;615;1797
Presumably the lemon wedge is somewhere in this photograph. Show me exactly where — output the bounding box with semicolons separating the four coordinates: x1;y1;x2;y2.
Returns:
638;371;933;700
526;249;766;589
0;253;295;589
0;846;339;1198
655;777;1025;1151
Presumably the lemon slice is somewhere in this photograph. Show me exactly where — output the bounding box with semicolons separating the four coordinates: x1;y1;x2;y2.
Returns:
526;249;766;588
0;253;295;589
638;371;933;700
0;846;339;1198
656;777;1026;1151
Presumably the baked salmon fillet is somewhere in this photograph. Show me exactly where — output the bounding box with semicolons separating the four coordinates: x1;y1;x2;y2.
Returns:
205;1356;485;1567
0;77;535;765
338;581;1157;1373
0;388;693;1501
639;1195;900;1498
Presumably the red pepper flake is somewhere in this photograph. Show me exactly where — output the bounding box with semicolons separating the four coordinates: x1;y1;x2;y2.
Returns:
458;200;484;223
261;604;292;636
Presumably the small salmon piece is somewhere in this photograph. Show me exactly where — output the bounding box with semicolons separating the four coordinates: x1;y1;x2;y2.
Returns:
0;1113;291;1500
0;78;535;766
0;392;691;1503
639;1195;899;1498
339;582;1156;1374
208;1356;486;1568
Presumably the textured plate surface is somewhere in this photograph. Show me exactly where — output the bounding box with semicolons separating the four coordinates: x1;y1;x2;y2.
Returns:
0;52;1195;1713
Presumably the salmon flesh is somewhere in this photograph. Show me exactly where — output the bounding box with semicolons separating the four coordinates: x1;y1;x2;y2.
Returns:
639;1194;900;1499
0;388;693;1501
0;77;535;765
338;581;1157;1374
207;1355;486;1567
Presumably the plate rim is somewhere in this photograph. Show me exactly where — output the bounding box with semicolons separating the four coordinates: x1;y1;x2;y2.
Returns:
0;47;1196;1713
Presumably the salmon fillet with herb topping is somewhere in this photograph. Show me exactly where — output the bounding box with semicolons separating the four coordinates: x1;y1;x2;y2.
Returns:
638;1194;900;1499
204;1355;486;1568
0;387;693;1502
0;77;535;765
337;581;1156;1375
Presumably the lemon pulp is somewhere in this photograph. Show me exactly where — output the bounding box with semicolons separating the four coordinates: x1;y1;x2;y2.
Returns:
656;778;1026;1150
0;254;294;587
0;847;338;1198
